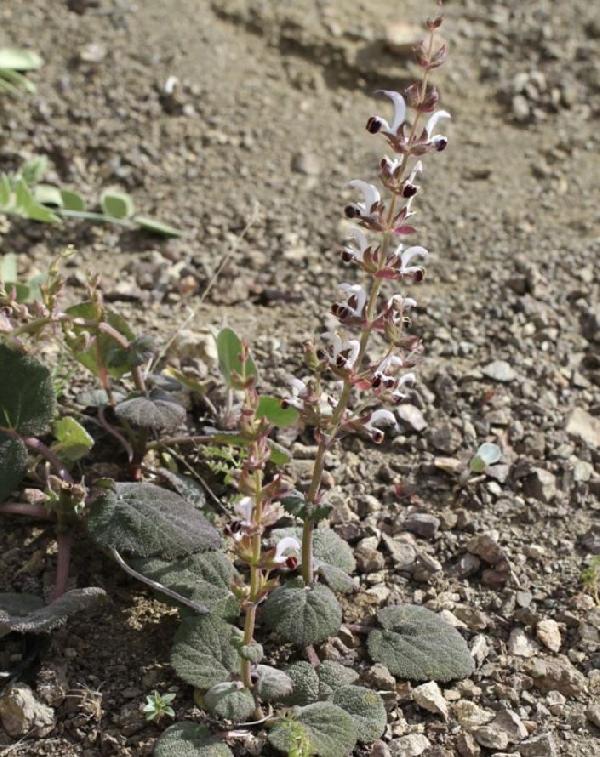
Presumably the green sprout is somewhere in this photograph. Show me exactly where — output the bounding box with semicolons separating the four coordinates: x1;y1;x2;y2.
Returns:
581;556;600;605
142;691;176;723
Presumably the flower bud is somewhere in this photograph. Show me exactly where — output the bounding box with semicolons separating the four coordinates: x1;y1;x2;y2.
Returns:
366;116;383;134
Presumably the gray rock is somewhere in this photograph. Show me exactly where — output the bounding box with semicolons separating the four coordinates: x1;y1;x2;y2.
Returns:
482;360;516;383
474;724;509;750
291;151;320;176
389;734;431;757
581;306;600;342
412;681;448;718
526;656;588;697
523;468;556;502
0;683;55;738
513;94;530;121
586;703;600;728
452;700;494;731
519;733;558;757
490;708;528;743
508;627;538;658
397;404;428;432
404;512;440;540
565;408;600;448
382;534;418;570
355;536;385;573
536;618;562;652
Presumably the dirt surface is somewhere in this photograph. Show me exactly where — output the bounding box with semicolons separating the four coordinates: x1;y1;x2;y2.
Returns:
1;0;600;755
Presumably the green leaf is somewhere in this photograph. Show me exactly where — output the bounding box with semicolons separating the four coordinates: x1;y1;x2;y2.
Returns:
171;615;240;689
158;469;206;509
0;174;11;206
268;703;358;757
115;392;186;432
0;588;106;638
0;68;35;94
0;253;18;283
134;215;182;237
87;482;221;558
255;665;293;703
332;686;386;742
283;662;320;706
52;416;94;463
317;661;359;700
14;179;60;223
100;189;134;219
33;184;63;207
0;49;43;71
64;301;136;379
203;682;255;722
367;604;474;683
21;156;48;185
216;328;257;388
262;581;342;647
0;344;56;434
131;551;238;620
0;433;27;503
257;396;299;428
60;189;86;211
154;722;233;757
317;563;354;594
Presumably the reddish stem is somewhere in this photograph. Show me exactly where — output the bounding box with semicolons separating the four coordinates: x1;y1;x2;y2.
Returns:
22;437;74;484
51;530;73;600
0;502;53;519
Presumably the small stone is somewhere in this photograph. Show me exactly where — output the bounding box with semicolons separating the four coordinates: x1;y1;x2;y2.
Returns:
512;94;530;121
456;732;480;757
536;619;561;652
526;656;588;697
586;703;600;728
0;683;55;737
382;534;418;570
429;423;461;454
355;536;385;573
490;708;528;743
404;512;440;540
413;681;448;719
291;151;320;176
452;700;494;731
467;534;505;564
389;733;431;757
470;635;490;666
546;690;566;715
385;22;423;55
508;628;538;658
474;725;509;750
397;404;427;432
523;468;556;503
79;42;107;63
565;407;600;448
482;360;516;383
520;733;558;757
363;663;396;691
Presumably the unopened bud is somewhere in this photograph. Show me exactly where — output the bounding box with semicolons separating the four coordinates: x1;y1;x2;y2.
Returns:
366;116;383;134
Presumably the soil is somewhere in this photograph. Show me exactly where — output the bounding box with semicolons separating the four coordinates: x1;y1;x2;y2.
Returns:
1;0;599;755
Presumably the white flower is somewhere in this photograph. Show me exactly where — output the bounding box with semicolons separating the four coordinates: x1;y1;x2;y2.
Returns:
392;373;416;401
323;332;361;370
285;376;309;409
234;496;253;526
425;110;451;149
367;90;406;135
347;180;381;217
364;408;398;441
273;536;301;564
392;245;428;276
338;283;367;317
342;226;370;262
387;294;418;311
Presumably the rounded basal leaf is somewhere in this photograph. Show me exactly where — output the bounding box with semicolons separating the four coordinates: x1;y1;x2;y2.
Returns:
0;433;27;503
332;685;386;742
87;482;221;558
115;392;185;432
52;416;94;462
0;344;56;434
171;615;240;689
60;189;86;211
317;661;359;699
282;661;320;706
268;702;358;757
154;722;233;757
317;563;354;594
262;581;342;647
131;551;238;620
255;665;293;703
0;588;107;638
367;604;474;683
203;683;255;723
159;469;206;509
313;528;356;573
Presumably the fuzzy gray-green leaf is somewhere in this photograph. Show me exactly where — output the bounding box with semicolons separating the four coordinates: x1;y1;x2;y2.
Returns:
87;482;221;559
332;685;386;742
115;392;186;432
131;551;238;620
255;665;293;703
203;683;255;722
0;344;56;434
171;615;240;690
154;722;233;756
262;582;342;647
0;433;27;503
317;661;359;699
367;604;474;683
0;588;106;638
268;702;358;757
282;661;320;706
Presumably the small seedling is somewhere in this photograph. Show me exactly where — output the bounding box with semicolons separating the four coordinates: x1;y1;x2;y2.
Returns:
581;556;600;605
0;48;42;94
143;690;176;723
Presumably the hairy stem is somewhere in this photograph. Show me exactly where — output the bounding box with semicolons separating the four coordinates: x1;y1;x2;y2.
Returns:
241;465;263;690
51;528;72;600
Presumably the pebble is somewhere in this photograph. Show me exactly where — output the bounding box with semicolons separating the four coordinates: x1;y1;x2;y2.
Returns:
586;703;600;728
382;533;418;570
565;407;600;448
396;404;428;432
508;627;538;658
389;733;431;757
412;681;448;719
519;733;558;757
490;708;528;743
526;656;588;697
536;618;562;652
482;360;516;383
363;663;396;691
404;512;440;540
452;700;494;731
0;683;56;737
523;468;557;502
355;536;385;573
474;724;509;750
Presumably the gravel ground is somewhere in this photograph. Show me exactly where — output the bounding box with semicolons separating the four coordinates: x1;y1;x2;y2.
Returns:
0;0;599;754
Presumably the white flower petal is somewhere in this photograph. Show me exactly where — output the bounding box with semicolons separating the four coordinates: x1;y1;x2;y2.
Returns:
274;536;301;563
234;496;253;524
369;408;397;428
426;110;451;139
380;90;407;132
348;180;380;212
400;245;428;270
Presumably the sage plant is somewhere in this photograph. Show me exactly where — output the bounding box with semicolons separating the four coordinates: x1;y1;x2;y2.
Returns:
291;10;450;585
